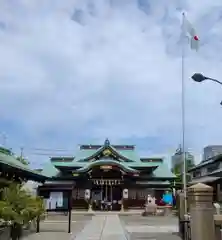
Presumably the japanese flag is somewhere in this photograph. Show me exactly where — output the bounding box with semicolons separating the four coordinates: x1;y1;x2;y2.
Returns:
183;15;199;51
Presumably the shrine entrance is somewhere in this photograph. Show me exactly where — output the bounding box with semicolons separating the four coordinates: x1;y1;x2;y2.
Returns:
90;165;123;211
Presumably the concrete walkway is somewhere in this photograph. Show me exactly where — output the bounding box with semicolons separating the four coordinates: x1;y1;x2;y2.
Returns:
101;215;127;240
120;215;180;240
21;214;181;240
74;215;127;240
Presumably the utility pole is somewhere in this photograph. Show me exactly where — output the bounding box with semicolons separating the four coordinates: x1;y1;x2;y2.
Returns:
20;147;24;161
1;133;7;147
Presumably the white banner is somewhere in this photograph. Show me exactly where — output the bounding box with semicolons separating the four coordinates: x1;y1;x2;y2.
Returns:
49;192;63;208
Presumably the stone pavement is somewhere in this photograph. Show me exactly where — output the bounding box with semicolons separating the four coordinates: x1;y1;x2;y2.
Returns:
74;215;127;240
120;215;181;240
21;213;181;240
21;215;92;240
102;215;126;240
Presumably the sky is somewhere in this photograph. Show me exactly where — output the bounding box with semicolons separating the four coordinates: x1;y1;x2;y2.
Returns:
1;0;222;168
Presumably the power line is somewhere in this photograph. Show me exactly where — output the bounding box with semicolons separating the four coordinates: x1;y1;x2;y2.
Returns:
28;152;73;156
20;147;24;159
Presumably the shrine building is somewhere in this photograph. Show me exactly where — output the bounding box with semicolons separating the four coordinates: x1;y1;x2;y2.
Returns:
40;139;175;211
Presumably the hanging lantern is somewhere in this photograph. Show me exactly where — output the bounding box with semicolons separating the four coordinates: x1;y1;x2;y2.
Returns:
123;188;128;199
84;189;91;200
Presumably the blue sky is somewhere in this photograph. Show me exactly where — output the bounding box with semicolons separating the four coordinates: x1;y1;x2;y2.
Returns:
0;0;222;168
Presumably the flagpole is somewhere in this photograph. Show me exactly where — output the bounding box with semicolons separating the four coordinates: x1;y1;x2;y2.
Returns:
181;12;187;216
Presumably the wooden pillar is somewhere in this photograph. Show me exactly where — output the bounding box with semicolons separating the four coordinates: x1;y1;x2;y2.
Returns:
188;183;215;240
68;190;72;233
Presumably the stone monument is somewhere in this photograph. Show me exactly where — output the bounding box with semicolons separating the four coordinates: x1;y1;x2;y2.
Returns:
142;194;157;216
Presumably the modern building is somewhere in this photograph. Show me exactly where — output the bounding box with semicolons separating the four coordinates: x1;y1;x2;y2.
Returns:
188;154;222;201
203;145;222;162
39;139;175;211
171;146;195;172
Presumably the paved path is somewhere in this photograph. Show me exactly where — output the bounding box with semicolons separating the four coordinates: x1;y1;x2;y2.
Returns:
21;214;181;240
21;215;91;240
120;215;181;240
102;215;126;240
74;215;127;240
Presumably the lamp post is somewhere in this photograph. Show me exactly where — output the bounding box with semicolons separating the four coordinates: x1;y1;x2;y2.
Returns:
191;73;222;85
191;73;222;105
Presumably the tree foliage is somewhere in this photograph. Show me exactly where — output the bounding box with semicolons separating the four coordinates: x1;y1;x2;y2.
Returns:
172;157;196;186
0;183;45;225
16;157;29;165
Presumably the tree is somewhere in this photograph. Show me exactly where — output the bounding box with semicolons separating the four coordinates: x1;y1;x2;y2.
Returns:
172;157;195;187
0;183;45;240
172;164;183;186
16;156;29;165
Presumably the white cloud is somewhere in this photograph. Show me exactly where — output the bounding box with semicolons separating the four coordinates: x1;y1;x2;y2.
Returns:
0;0;222;166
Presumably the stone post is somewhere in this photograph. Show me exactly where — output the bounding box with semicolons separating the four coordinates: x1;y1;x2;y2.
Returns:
121;200;124;212
188;183;215;240
177;191;185;238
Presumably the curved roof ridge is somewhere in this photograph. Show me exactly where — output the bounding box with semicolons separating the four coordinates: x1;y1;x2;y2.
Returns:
75;159;139;173
77;145;135;162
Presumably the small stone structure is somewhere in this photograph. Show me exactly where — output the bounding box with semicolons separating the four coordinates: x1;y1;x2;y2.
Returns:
142;195;157;216
188;183;215;240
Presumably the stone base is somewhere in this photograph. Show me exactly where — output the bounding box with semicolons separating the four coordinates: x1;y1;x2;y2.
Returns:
142;203;157;216
164;205;172;216
141;205;173;217
142;211;156;216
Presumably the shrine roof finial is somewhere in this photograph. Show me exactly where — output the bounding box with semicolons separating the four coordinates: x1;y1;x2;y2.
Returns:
104;138;110;147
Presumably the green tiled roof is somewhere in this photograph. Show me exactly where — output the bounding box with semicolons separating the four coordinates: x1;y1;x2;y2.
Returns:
152;162;176;179
51;146;151;168
41;162;60;177
0;148;48;179
42;160;174;179
41;140;174;179
136;180;170;185
74;146;138;162
117;149;141;162
52;159;159;168
128;161;159;168
52;161;84;167
74;148;98;161
73;159;139;173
